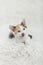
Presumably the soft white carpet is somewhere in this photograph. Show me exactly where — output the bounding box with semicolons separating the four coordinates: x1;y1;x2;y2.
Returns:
0;22;43;65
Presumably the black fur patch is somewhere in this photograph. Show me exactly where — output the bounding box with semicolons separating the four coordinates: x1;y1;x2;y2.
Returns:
9;33;14;39
28;34;32;39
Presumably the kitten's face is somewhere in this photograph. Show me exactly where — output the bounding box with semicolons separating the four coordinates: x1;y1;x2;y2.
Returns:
9;19;27;38
15;25;27;38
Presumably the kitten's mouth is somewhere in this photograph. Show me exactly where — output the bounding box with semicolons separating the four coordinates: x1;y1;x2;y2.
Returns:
19;35;24;38
19;33;25;37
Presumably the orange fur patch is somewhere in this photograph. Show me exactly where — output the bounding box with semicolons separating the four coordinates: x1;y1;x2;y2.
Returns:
14;24;20;34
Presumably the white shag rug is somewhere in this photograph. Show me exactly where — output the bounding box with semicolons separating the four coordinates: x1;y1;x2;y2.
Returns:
0;23;43;65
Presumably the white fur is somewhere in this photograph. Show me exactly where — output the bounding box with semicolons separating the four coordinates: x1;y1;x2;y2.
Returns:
13;26;29;44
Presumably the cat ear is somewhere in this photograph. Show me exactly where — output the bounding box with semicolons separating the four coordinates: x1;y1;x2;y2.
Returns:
21;19;27;28
21;19;26;26
9;25;16;31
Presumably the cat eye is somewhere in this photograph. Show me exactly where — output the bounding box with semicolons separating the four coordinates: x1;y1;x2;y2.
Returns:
18;30;21;32
24;26;27;28
23;28;25;30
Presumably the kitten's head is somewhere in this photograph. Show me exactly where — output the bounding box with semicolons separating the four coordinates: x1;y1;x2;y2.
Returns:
9;19;27;38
